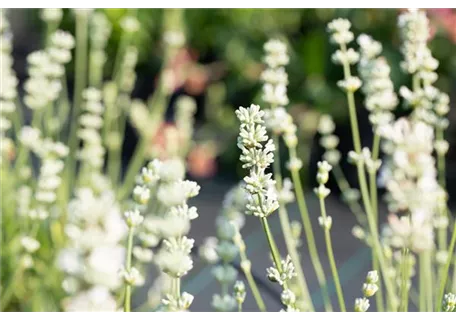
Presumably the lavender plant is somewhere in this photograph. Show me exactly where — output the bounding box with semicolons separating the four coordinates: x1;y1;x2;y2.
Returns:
1;8;455;313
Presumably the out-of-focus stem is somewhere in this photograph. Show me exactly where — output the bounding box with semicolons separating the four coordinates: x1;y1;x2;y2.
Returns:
288;146;332;311
318;196;346;312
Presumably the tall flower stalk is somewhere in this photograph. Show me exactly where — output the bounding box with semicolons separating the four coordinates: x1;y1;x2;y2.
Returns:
261;39;313;311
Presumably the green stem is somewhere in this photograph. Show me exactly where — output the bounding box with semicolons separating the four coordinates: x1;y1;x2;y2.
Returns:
419;253;425;312
175;278;181;299
318;195;346;312
370;133;384;312
425;250;433;312
436;127;446;189
272;135;313;310
437;221;456;311
372;256;384;312
339;45;397;309
119;138;147;200
399;248;409;312
288;148;332;312
260;217;283;275
66;11;89;198
0;266;22;310
124;227;134;312
243;267;266;311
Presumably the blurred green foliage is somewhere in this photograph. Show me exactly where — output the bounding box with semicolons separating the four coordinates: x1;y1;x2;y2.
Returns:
17;8;456;179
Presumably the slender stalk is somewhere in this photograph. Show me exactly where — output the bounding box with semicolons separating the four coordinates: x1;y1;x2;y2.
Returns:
424;250;433;312
419;253;425;312
339;43;397;309
0;266;22;310
370;133;384;312
271;135;313;310
237;242;266;311
318;196;346;312
399;248;409;312
243;268;266;311
66;11;89;199
288;147;332;311
437;221;456;311
260;217;283;276
124;228;134;312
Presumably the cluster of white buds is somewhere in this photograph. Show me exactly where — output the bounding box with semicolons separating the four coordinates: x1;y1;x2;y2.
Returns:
211;294;237;312
234;281;246;306
0;11;17;164
89;12;112;70
73;9;94;18
398;9;438;82
34;141;68;205
118;46;138;94
357;34;398;132
127;158;200;310
57;187;127;311
40;8;63;24
62;286;117;312
77;88;105;171
119;266;145;286
442;293;456;312
379;118;442;253
327;19;362;93
314;161;332;201
236;104;279;218
397;9;450;138
318;115;341;166
261;39;289;107
327;18;354;46
354;270;379;312
162;291;194;312
348;147;382;174
202;183;250;311
266;255;297;286
174;96;197;156
120;15;140;34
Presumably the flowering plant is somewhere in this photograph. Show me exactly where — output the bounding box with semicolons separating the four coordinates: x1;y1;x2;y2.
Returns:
1;8;455;312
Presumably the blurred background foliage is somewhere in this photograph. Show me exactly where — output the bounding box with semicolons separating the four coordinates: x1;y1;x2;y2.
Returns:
9;8;456;188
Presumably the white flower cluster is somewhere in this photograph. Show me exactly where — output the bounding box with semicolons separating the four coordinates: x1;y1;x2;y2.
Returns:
318;115;341;166
62;286;118;312
398;9;438;82
118;46;138;94
40;8;63;23
34;140;68;205
236;104;279;218
266;255;297;286
24;29;74;110
90;12;112;68
327;18;354;45
442;293;456;312
354;270;379;312
327;19;363;93
77;88;105;171
58;188;127;311
261;39;289;107
379;118;443;253
200;183;249;311
18;126;68;208
0;11;17;164
357;34;398;131
128;158;199;311
175;95;197;155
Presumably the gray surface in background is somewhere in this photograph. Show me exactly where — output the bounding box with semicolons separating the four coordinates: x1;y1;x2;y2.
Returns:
135;179;379;312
